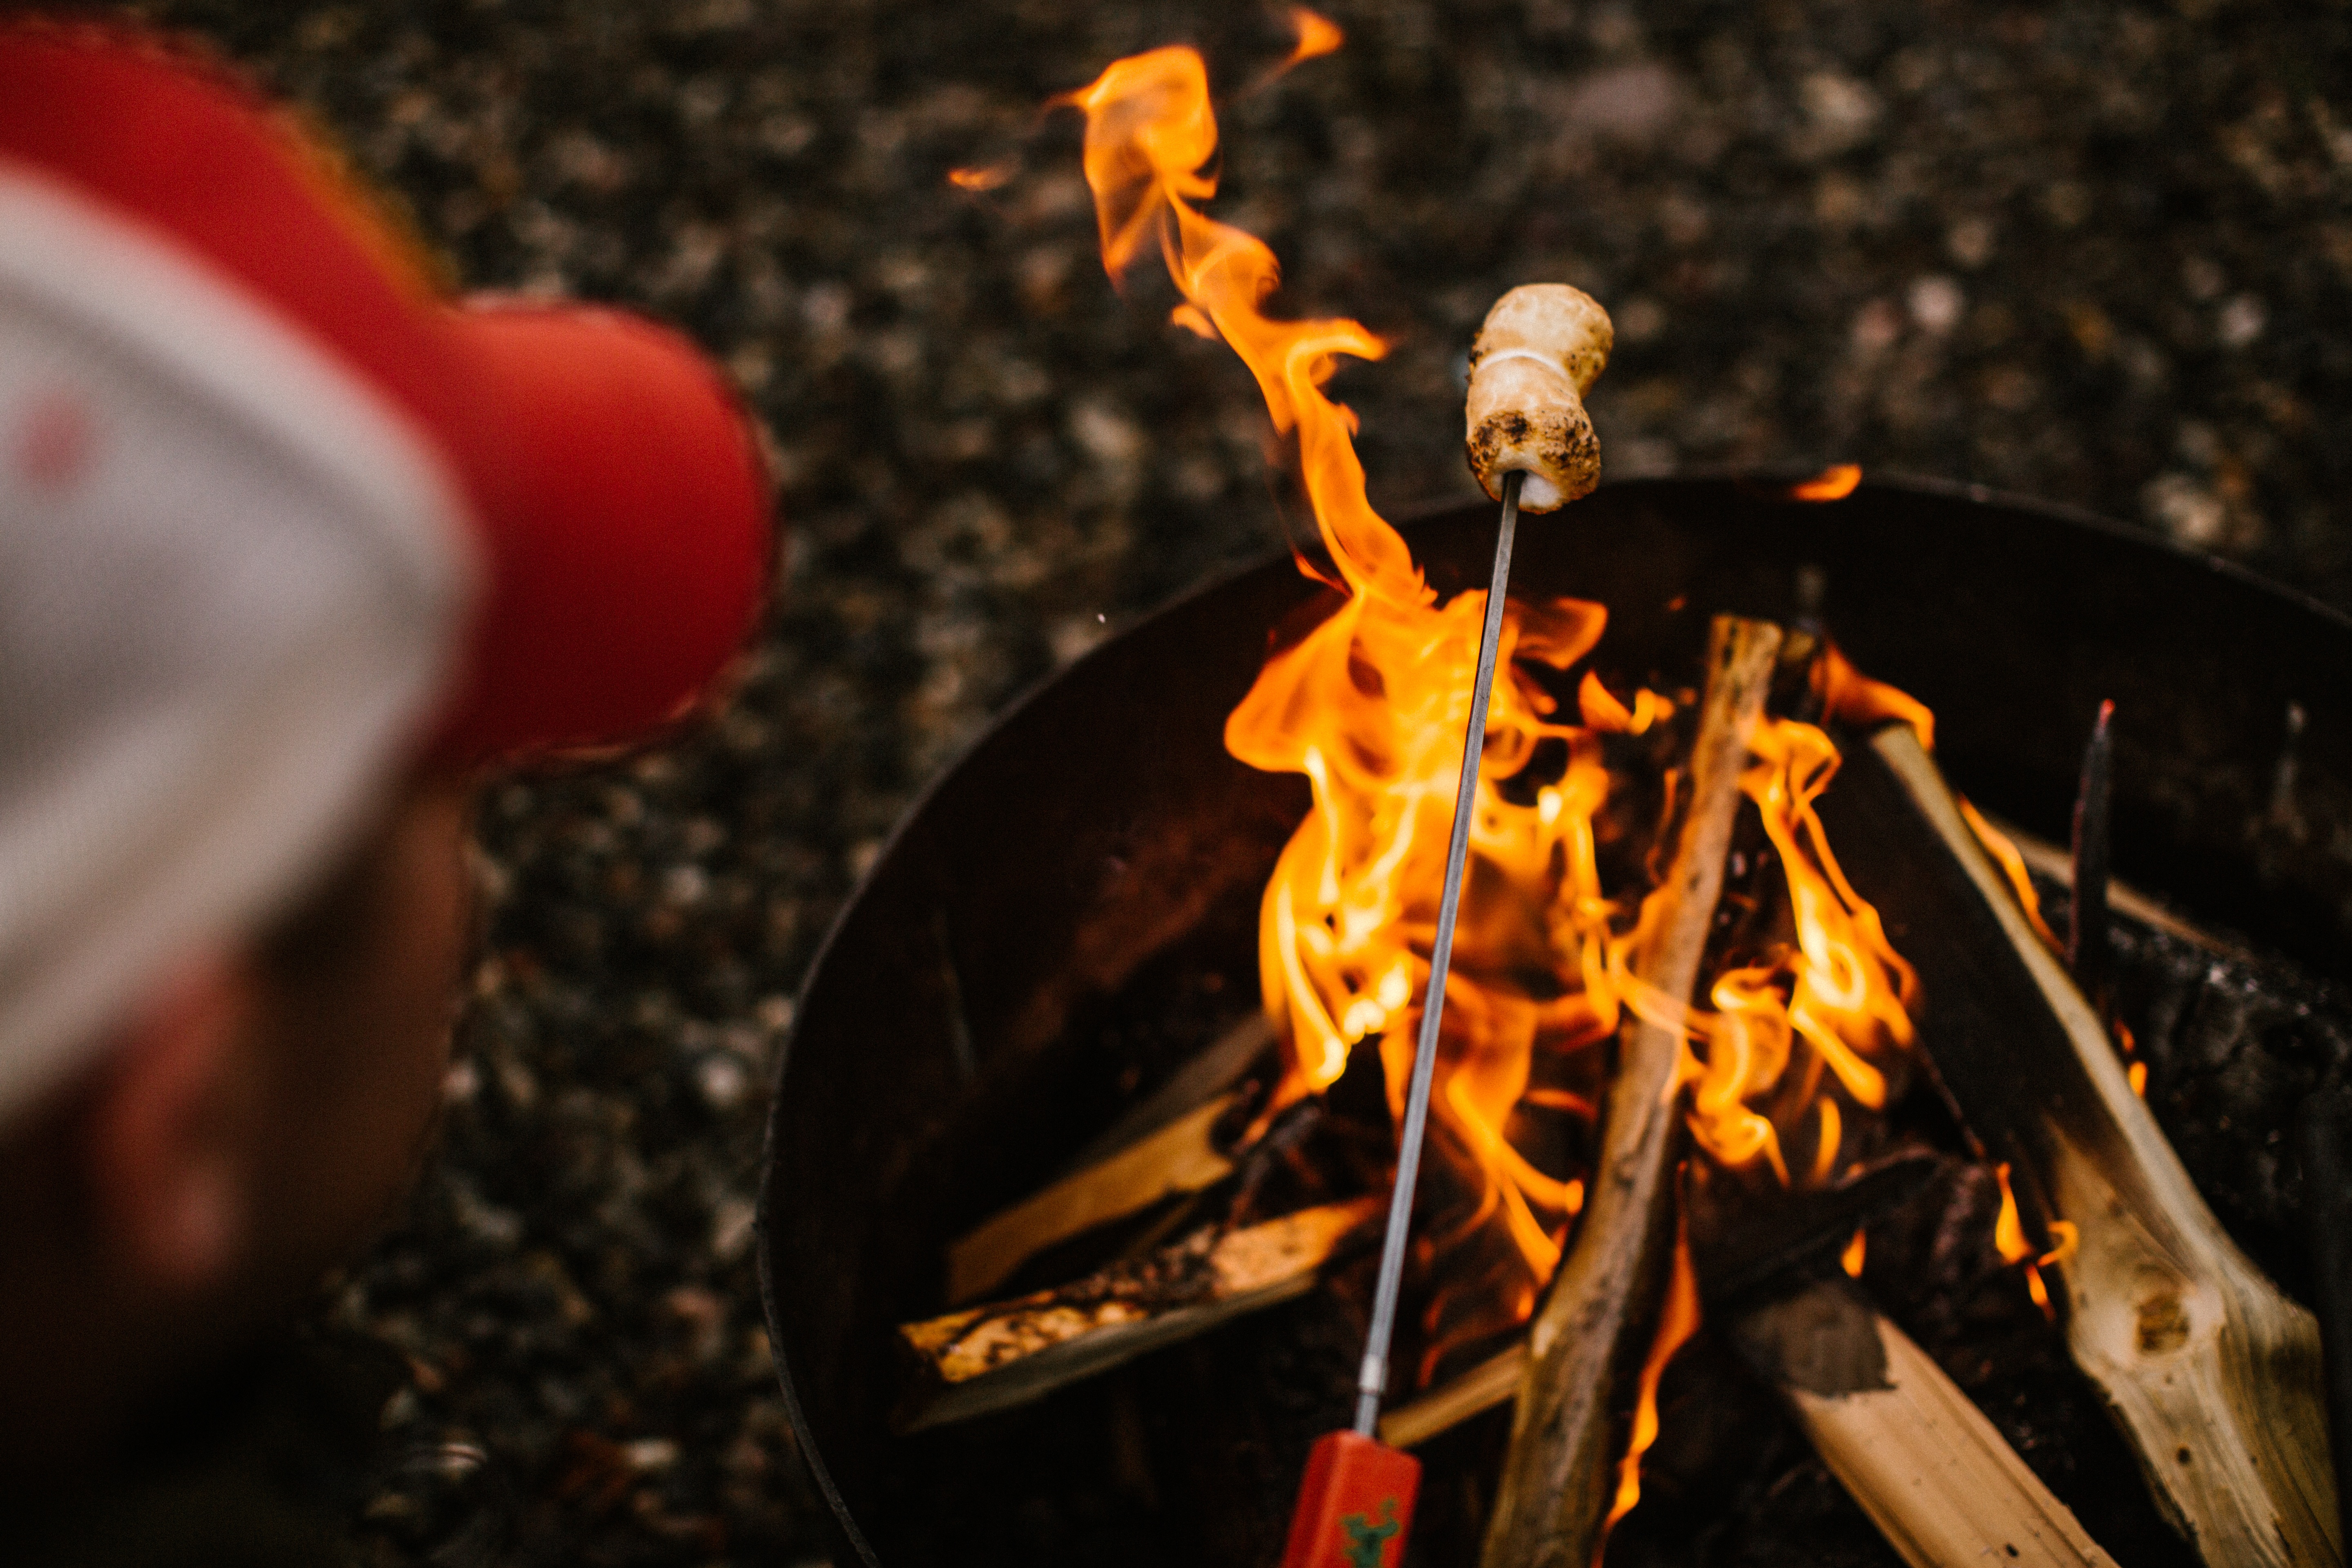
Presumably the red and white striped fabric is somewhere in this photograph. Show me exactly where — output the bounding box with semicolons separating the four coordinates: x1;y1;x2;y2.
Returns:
0;20;773;1123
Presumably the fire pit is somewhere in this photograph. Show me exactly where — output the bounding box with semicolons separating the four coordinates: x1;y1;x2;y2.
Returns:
757;472;2352;1566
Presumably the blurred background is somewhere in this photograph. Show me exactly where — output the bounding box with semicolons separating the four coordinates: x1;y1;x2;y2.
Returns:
98;0;2352;1561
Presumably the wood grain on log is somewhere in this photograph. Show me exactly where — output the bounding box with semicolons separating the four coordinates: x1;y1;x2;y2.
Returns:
1479;615;1784;1568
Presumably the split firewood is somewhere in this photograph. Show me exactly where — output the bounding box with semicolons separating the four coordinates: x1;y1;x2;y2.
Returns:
1379;1156;1931;1451
1731;1278;2116;1568
1479;615;1784;1568
947;1013;1274;1303
898;1197;1377;1432
1823;724;2341;1568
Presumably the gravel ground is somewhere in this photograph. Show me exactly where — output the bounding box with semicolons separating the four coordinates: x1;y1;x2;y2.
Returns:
91;0;2352;1561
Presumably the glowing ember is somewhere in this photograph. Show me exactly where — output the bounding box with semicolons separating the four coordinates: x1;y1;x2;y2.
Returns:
2118;1023;2148;1097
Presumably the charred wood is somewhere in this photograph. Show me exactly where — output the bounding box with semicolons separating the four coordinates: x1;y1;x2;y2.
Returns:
2296;1088;2352;1547
2067;700;2116;1008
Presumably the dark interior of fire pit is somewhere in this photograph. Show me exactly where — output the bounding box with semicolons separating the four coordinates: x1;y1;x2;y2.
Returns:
759;474;2352;1566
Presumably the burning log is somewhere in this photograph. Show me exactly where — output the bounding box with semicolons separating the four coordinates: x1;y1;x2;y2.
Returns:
1479;614;1784;1568
1824;724;2342;1568
1729;1278;2117;1568
897;1197;1377;1432
946;1015;1275;1302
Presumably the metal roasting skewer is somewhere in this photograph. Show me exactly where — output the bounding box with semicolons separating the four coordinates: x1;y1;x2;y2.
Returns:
1352;467;1523;1436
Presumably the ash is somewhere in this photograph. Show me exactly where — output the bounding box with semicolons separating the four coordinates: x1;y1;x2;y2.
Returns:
91;0;2352;1562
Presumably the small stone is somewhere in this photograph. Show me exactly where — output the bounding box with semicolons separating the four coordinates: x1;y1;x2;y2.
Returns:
2217;294;2268;347
1907;275;1964;335
1947;218;1996;270
2144;472;2227;548
624;1438;680;1472
711;1196;758;1263
696;1054;751;1111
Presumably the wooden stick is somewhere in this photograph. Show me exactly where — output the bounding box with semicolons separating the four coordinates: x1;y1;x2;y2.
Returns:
944;1013;1275;1303
898;1198;1377;1432
1480;615;1784;1568
1380;1341;1523;1448
1827;725;2341;1568
1073;1012;1276;1169
1731;1278;2116;1568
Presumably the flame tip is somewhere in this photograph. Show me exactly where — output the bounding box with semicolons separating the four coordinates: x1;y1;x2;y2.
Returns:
947;163;1014;192
1280;6;1345;68
1788;463;1864;502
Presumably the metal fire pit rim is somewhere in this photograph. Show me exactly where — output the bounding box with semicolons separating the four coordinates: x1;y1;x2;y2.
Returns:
754;468;2335;1567
1661;462;2352;635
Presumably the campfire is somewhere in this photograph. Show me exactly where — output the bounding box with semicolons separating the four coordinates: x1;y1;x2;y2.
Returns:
760;20;2343;1568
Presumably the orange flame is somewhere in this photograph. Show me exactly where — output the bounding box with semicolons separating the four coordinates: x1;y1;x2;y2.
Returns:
1056;37;1922;1385
1788;463;1863;502
1061;42;1626;1357
1662;718;1918;1183
1601;1222;1701;1543
1281;6;1344;68
1992;1161;2031;1262
1959;799;2062;951
1993;1160;2059;1318
1816;644;1933;750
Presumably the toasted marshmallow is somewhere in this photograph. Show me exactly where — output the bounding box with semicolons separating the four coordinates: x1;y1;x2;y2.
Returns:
1463;284;1613;513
